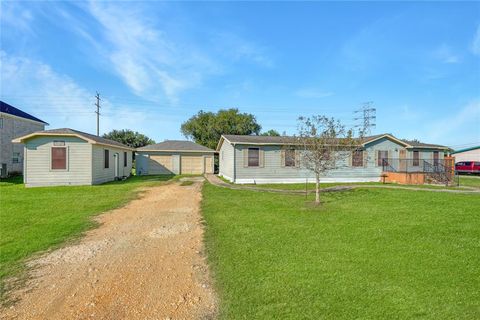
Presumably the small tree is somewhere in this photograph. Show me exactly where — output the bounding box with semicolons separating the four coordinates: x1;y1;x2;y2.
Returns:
103;129;155;148
297;116;359;205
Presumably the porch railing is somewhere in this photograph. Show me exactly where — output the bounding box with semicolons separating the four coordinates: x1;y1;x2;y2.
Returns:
382;158;456;185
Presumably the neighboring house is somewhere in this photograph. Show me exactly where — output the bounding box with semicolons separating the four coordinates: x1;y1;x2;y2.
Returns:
451;146;480;163
0;101;48;177
217;133;449;184
136;140;215;175
12;128;134;187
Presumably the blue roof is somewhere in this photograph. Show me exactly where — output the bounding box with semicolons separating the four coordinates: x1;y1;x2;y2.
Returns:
0;101;48;124
451;146;480;154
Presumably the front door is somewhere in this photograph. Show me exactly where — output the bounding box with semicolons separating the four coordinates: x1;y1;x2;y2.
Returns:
114;153;119;178
399;149;406;171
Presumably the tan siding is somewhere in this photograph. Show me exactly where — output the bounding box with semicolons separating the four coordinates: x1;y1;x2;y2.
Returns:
92;145;133;184
24;136;92;186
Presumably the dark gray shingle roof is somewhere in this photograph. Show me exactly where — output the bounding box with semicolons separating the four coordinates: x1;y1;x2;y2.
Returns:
1;101;48;124
222;135;297;144
32;128;132;149
137;140;215;152
221;134;448;149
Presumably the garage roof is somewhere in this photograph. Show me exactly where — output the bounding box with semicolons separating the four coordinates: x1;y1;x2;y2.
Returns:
137;140;215;153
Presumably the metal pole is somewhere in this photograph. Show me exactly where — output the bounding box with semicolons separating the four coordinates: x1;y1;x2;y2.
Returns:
95;92;101;136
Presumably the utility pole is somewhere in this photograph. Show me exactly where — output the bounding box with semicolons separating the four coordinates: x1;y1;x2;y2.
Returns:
354;102;376;137
95;92;101;136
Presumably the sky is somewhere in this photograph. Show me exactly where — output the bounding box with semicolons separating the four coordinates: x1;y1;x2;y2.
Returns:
1;1;479;149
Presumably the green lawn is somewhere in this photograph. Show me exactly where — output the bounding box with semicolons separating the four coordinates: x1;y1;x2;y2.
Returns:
0;174;174;296
458;175;480;188
202;183;480;319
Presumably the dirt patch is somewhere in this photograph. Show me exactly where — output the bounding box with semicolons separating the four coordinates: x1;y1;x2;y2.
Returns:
1;182;216;320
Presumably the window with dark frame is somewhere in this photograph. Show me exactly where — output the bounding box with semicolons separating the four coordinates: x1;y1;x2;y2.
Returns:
248;148;260;167
12;152;20;163
413;151;420;166
124;152;127;167
352;150;364;167
377;150;388;166
285;149;296;167
104;149;110;169
51;147;67;170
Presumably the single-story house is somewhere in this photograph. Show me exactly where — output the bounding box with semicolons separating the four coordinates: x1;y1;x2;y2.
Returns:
217;133;449;184
451;146;480;163
12;128;134;187
136;140;215;175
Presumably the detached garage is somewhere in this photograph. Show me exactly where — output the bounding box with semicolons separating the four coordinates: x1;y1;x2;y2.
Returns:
136;140;215;175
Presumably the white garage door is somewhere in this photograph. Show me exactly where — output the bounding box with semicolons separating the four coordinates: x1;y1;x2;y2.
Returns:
181;156;203;174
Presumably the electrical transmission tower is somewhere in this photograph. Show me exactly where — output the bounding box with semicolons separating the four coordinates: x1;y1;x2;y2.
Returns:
354;102;376;137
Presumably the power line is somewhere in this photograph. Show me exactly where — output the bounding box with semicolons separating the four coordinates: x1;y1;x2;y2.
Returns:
354;101;376;136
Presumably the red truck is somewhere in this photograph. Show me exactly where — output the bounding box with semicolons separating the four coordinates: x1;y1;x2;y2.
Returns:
455;161;480;174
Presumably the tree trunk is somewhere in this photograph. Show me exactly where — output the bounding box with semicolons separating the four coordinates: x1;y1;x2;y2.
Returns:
315;173;320;204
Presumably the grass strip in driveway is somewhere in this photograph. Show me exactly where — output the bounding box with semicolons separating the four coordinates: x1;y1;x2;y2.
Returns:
201;183;480;319
0;175;174;297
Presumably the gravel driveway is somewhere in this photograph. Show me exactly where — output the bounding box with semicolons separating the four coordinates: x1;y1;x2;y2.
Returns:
2;181;216;320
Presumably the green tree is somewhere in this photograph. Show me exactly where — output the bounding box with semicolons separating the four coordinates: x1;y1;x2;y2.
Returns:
102;129;155;148
261;129;281;136
181;109;261;149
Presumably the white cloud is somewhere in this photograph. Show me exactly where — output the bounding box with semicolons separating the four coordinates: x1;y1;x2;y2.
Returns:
85;2;219;103
0;51;147;135
433;44;460;64
0;3;35;35
471;25;480;55
294;88;334;99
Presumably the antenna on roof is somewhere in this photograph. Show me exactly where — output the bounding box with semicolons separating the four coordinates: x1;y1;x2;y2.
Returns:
95;92;101;136
354;101;376;137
